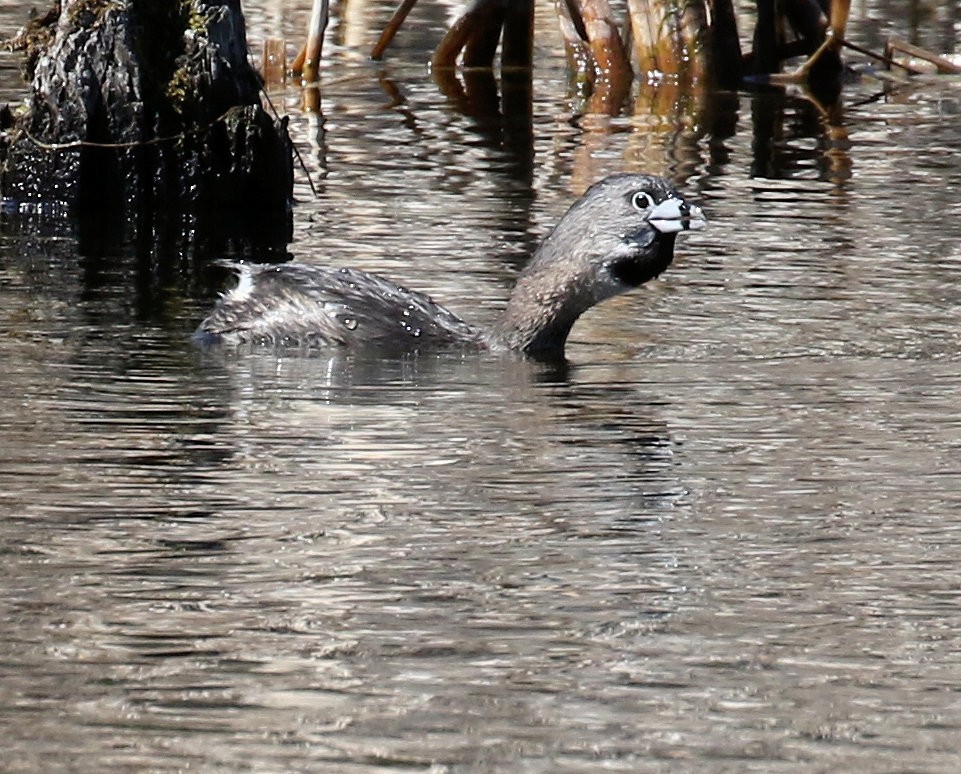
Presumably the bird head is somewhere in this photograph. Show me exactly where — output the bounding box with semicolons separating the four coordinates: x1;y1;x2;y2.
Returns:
531;173;706;302
495;173;706;356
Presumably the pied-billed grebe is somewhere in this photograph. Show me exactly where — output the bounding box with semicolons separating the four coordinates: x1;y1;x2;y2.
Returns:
196;173;706;358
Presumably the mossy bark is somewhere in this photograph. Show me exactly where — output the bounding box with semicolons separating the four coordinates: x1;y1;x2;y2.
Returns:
2;0;292;242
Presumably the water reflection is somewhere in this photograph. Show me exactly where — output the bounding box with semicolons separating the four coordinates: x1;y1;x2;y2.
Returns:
343;55;861;199
430;67;534;184
1;309;690;768
4;1;961;771
749;88;854;184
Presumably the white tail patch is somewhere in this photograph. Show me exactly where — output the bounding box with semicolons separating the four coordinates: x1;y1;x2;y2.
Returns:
226;265;256;302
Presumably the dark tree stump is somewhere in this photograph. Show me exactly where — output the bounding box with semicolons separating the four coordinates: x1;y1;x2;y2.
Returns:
2;0;293;243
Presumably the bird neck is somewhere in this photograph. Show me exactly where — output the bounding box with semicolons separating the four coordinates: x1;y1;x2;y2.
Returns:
488;231;677;357
489;260;597;357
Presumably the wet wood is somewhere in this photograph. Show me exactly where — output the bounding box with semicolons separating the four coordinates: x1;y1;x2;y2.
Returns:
291;0;329;83
578;0;632;84
626;0;709;83
781;0;827;55
262;38;287;86
751;0;847;89
709;0;742;87
462;2;507;68
371;0;420;61
369;0;533;71
825;0;850;42
2;1;292;238
837;38;923;75
432;9;476;69
751;0;782;75
885;38;961;75
500;0;535;68
432;0;532;70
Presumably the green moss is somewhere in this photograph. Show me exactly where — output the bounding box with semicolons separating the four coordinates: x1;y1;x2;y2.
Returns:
183;0;206;35
13;1;221;120
67;0;121;27
4;3;59;81
130;0;203;116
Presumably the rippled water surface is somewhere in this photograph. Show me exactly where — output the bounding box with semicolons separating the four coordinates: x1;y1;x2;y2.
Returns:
3;1;961;771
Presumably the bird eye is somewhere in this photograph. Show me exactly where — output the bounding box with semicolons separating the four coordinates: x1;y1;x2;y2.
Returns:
631;191;656;212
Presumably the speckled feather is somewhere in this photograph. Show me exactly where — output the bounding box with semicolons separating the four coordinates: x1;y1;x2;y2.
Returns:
197;263;482;349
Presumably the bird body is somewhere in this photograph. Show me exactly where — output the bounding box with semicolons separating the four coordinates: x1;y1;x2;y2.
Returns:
196;174;705;358
195;263;482;350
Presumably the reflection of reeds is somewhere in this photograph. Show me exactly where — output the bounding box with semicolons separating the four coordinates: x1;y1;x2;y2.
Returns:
629;80;704;171
570;77;708;195
551;3;714;190
624;3;710;183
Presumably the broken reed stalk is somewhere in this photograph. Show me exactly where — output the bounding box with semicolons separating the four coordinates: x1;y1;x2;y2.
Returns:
292;0;329;82
433;0;531;70
500;0;534;67
627;0;710;83
371;0;420;61
578;0;632;82
556;0;595;76
885;37;961;74
833;38;921;75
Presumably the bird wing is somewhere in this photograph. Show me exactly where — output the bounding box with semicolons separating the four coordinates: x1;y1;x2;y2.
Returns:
197;262;480;349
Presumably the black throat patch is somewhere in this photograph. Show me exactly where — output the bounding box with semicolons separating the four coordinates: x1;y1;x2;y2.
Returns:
609;233;677;287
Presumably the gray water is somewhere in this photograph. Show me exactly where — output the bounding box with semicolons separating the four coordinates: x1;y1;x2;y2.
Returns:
3;1;961;771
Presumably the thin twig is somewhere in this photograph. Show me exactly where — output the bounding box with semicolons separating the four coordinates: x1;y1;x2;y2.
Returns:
18;109;237;151
371;0;420;61
840;38;925;75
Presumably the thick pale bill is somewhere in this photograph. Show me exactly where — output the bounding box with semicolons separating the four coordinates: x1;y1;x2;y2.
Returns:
648;197;707;234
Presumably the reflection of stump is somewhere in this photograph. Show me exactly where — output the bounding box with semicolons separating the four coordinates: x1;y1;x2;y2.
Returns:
2;1;292;240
